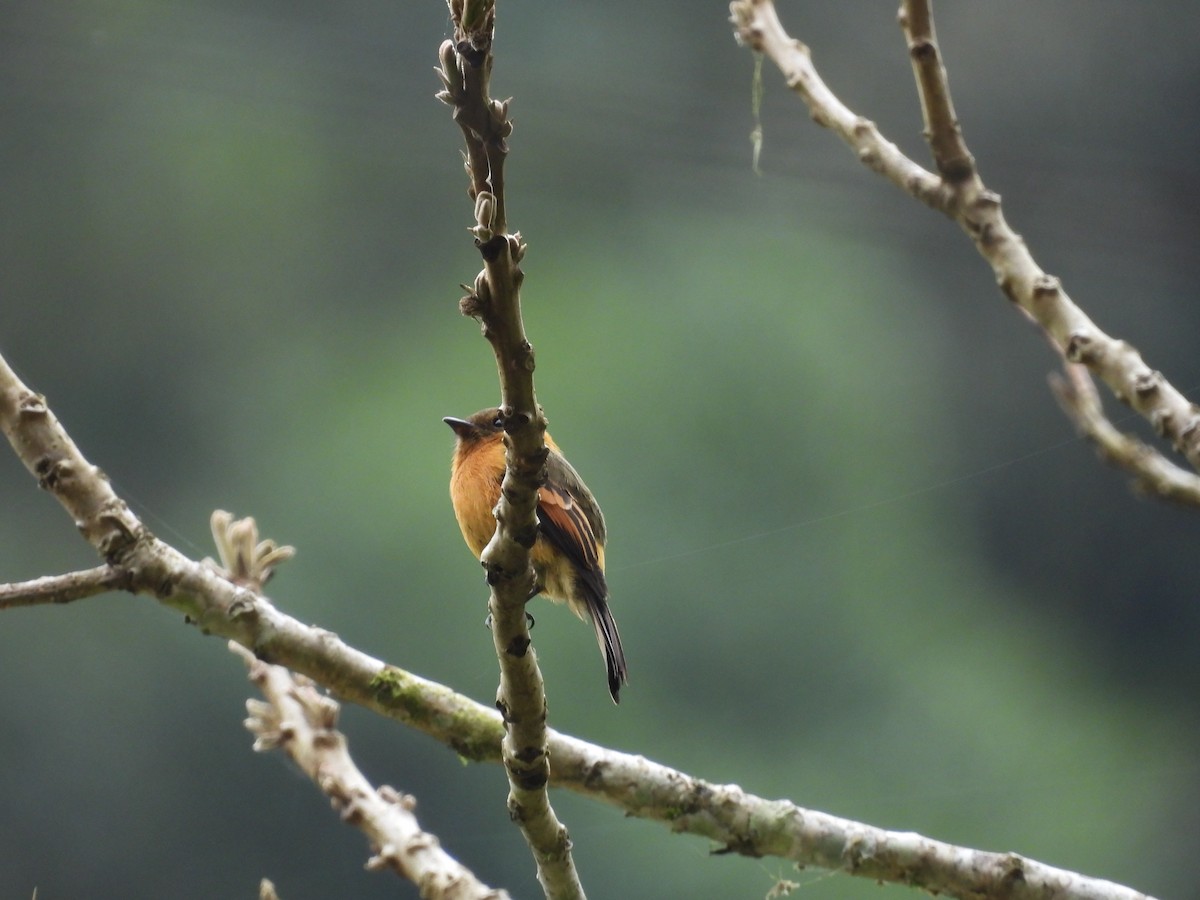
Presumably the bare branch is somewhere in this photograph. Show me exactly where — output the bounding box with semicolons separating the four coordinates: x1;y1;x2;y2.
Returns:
729;0;1200;505
730;1;947;210
438;1;584;896
233;642;509;900
565;753;1156;900
0;565;127;610
899;0;974;182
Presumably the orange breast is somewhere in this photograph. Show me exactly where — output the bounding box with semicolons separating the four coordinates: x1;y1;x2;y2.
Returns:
449;437;506;558
451;434;605;624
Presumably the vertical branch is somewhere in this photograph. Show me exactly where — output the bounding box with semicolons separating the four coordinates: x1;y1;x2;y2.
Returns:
899;0;975;183
437;2;586;897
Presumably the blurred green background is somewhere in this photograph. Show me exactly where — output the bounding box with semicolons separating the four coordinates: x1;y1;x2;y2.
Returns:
3;2;1199;898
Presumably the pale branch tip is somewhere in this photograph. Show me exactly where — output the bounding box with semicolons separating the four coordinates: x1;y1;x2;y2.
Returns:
208;509;295;593
448;0;496;51
438;17;511;234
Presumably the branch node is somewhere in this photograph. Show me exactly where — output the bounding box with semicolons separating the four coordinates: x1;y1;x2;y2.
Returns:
1151;408;1174;437
1133;369;1162;399
227;592;260;622
505;633;530;658
973;189;1001;211
851;117;874;139
455;41;487;69
17;392;48;417
96;511;139;562
997;852;1028;888
1178;414;1200;452
1031;275;1062;300
1064;332;1098;365
908;38;936;61
477;234;508;262
34;454;72;491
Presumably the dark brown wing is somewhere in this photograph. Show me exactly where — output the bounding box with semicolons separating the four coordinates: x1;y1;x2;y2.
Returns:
536;479;606;602
537;450;627;702
537;450;606;578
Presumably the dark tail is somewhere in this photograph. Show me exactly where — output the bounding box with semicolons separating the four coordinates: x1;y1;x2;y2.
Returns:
588;596;628;703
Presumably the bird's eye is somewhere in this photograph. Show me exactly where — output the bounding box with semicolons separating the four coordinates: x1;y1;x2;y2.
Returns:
492;415;504;429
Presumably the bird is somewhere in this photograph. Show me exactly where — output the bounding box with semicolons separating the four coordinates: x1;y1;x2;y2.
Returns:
444;407;628;703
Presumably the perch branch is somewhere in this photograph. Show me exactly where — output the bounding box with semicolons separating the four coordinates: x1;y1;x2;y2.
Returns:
0;565;127;609
729;0;1200;505
233;642;509;900
0;347;1151;899
438;1;583;895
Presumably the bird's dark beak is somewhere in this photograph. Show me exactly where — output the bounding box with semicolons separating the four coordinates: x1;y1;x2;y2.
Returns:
443;416;473;438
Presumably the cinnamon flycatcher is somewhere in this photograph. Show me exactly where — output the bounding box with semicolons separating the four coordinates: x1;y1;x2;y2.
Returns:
444;408;628;703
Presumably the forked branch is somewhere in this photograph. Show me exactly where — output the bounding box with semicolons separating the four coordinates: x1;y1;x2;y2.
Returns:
730;0;1200;505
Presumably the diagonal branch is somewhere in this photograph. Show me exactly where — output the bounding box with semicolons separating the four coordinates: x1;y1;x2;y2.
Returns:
438;1;583;896
729;0;1200;506
233;642;509;900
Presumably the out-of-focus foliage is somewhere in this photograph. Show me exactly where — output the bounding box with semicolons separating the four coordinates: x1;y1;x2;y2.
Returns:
2;2;1199;898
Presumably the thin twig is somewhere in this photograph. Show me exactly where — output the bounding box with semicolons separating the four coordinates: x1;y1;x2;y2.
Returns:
233;642;509;900
0;565;127;610
729;0;1200;505
438;1;584;896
